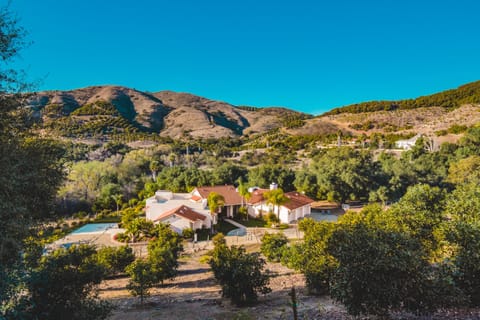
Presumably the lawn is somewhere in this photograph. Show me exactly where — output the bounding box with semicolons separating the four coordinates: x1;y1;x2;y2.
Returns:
232;216;268;228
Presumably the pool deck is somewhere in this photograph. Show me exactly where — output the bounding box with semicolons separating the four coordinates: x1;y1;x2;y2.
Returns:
50;228;125;249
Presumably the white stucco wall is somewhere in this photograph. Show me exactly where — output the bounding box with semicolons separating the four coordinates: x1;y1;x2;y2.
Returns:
248;202;312;224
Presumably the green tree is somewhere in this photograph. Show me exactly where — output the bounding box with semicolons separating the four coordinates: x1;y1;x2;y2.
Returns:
149;159;161;181
147;223;183;284
126;259;156;305
209;234;271;306
95;246;135;277
247;164;296;191
444;183;480;306
260;232;288;262
21;245;111;320
207;192;225;230
263;188;288;221
212;162;248;185
282;218;336;295
447;155;480;185
0;4;67;313
327;208;447;317
309;148;377;202
389;184;446;255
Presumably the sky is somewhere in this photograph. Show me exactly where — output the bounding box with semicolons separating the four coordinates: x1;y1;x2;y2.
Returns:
8;0;480;115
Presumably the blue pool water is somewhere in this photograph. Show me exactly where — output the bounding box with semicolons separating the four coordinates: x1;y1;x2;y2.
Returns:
309;211;338;222
70;223;117;235
226;228;247;236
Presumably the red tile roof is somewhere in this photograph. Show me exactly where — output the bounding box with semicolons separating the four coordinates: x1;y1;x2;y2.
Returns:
190;195;202;202
248;190;314;210
154;205;207;222
283;192;315;210
194;185;243;205
248;189;269;204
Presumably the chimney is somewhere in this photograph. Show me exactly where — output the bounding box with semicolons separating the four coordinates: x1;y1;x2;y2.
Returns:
270;182;278;190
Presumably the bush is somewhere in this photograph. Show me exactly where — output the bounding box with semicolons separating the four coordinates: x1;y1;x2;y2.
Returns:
263;212;279;228
209;233;271;306
113;232;129;243
282;219;336;295
96;246;135;277
327;214;447;317
182;227;194;240
125;259;156;305
260;232;288;262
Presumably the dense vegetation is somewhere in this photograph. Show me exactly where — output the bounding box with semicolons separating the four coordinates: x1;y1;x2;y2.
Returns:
324;80;480;115
4;4;480;318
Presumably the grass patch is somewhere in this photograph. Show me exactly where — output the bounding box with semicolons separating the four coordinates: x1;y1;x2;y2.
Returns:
216;219;238;235
232;217;268;228
93;216;121;223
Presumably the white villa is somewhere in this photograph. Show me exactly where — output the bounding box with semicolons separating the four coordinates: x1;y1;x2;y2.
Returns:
145;191;212;234
191;185;243;218
395;134;421;150
145;184;314;233
247;184;315;224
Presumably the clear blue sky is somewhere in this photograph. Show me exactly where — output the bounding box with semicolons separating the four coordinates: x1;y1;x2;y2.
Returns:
9;0;480;114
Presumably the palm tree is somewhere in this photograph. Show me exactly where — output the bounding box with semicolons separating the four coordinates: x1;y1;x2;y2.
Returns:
237;180;251;220
207;192;225;232
264;188;288;221
149;160;160;181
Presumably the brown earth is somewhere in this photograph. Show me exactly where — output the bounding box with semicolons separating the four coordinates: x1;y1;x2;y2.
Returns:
102;248;480;320
27;86;307;139
102;248;347;320
26;85;480;142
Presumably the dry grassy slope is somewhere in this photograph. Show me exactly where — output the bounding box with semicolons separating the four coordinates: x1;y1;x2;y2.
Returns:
310;104;480;138
26;85;480;141
27;86;308;139
29;85;169;131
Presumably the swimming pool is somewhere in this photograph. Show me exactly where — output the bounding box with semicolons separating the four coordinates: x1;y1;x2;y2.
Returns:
309;211;338;222
70;223;118;235
226;228;247;236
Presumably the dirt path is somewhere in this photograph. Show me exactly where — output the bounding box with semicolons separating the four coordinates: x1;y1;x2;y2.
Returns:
101;250;346;320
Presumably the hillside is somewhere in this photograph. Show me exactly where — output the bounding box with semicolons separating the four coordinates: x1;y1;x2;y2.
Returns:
311;104;480;140
23;81;480;144
26;86;311;140
323;80;480;115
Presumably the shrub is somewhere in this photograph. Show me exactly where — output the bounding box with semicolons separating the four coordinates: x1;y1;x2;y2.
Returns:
209;233;271;306
261;232;288;262
263;212;279;228
96;246;135;277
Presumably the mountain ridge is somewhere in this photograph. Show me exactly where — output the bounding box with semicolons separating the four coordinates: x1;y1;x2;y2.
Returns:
26;85;311;139
24;80;480;142
323;80;480;116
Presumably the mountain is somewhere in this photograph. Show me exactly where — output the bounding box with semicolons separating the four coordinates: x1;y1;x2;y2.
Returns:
323;80;480;115
24;81;480;143
26;85;312;140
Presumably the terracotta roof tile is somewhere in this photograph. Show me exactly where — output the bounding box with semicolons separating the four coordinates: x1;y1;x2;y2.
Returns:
190;195;202;202
248;189;314;210
248;189;269;204
194;185;243;205
154;205;206;222
283;192;315;210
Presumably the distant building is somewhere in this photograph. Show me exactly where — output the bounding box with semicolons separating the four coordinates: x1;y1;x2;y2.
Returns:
395;134;421;150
